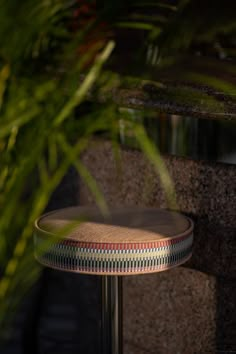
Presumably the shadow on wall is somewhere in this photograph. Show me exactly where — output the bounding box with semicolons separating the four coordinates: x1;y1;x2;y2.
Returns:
187;161;236;354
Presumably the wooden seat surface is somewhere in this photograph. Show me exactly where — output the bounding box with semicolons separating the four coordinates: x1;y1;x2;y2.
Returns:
34;206;193;275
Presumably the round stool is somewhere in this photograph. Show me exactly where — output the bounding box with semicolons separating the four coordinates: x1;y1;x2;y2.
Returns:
34;206;194;354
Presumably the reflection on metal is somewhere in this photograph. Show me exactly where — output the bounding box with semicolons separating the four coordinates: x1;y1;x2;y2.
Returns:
119;109;236;165
101;276;123;354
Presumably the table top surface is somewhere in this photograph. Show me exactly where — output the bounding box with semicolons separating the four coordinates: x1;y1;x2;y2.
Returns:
36;206;192;243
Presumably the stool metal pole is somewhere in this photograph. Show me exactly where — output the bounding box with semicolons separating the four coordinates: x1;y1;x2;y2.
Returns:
101;276;123;354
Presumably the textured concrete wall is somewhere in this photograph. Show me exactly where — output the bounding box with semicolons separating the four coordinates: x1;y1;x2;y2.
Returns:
80;139;236;354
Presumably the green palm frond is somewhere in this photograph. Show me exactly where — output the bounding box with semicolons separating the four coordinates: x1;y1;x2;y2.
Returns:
0;0;75;62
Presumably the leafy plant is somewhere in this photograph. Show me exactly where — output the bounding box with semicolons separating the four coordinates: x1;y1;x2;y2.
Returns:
0;0;118;337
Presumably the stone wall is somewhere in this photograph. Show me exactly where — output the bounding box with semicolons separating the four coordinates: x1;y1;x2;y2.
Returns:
80;139;236;354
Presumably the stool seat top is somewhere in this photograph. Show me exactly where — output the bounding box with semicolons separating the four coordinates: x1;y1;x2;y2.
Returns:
34;206;193;275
